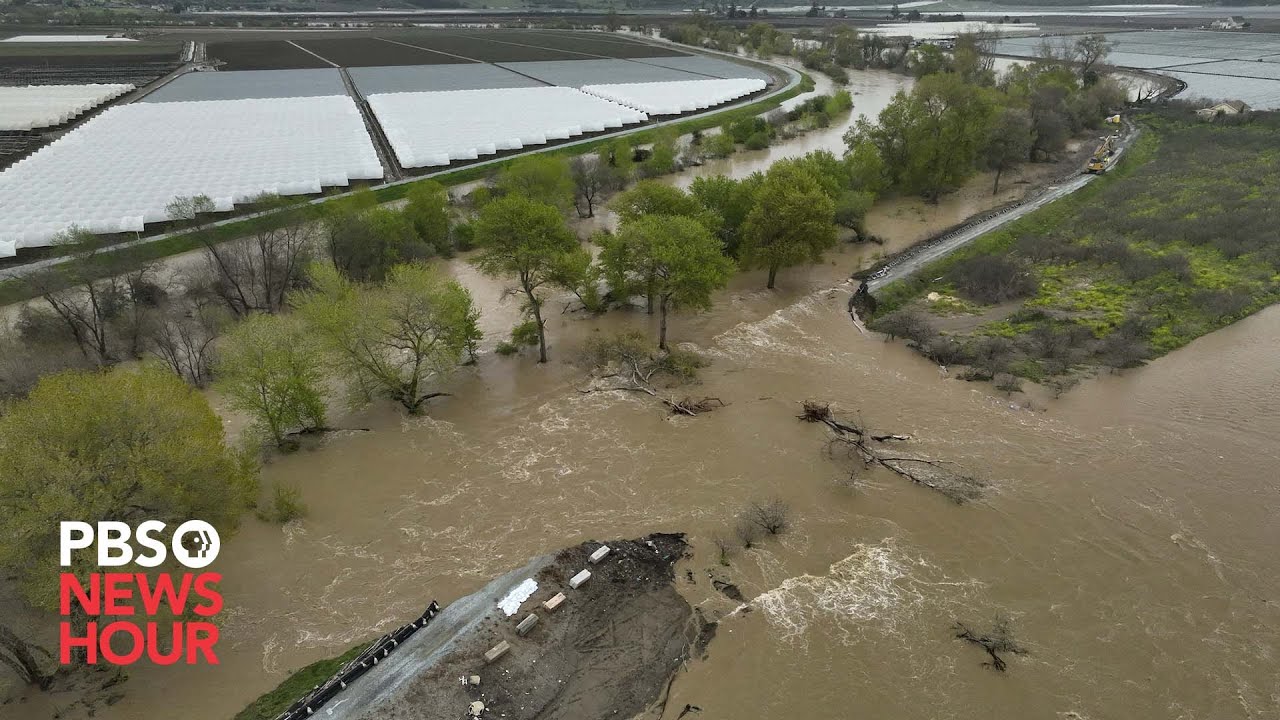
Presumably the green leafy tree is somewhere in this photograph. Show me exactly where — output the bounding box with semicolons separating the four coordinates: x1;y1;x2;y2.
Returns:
0;366;256;611
739;162;837;289
496;155;575;212
985;107;1034;195
640;128;679;177
611;180;720;231
690;173;763;257
845;139;888;194
600;138;635;181
403;180;452;255
323;197;430;283
834;190;876;236
847;75;995;200
789;150;848;200
908;43;952;78
215;314;328;447
610;216;734;350
299;263;478;413
472;195;587;363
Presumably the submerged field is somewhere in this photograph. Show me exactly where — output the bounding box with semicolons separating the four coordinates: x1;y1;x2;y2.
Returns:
996;30;1280;109
871;109;1280;387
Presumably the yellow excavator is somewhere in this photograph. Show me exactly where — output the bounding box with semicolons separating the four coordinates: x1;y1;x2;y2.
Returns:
1085;133;1120;174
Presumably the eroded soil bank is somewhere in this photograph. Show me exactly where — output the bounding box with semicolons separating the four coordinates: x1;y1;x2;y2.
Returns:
319;534;701;720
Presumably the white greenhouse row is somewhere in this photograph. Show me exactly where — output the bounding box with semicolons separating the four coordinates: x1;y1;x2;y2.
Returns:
368;86;647;169
581;78;767;116
0;84;135;131
0;95;381;257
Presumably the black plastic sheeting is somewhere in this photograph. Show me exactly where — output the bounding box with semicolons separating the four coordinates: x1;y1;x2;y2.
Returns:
275;601;440;720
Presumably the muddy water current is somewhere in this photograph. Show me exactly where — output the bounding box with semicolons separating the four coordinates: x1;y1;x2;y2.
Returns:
79;239;1280;720
10;66;1279;720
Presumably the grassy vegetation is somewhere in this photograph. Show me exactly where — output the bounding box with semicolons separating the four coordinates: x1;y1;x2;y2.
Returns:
233;642;367;720
0;71;810;307
870;108;1280;387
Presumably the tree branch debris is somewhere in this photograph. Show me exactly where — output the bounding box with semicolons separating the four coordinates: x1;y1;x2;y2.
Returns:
953;617;1027;672
798;401;985;503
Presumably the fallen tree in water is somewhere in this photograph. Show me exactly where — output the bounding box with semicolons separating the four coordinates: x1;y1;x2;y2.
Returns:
578;332;723;416
798;401;985;503
953;617;1027;672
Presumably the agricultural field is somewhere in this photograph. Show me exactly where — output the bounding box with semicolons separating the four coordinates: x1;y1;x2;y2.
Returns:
369;86;647;168
0;28;777;257
0;94;382;257
0;38;183;85
995;30;1280;109
204;40;334;71
203;29;697;70
142;69;346;103
870;110;1280;386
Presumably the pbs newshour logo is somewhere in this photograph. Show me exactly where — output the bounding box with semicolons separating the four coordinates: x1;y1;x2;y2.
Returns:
59;520;225;666
61;519;221;568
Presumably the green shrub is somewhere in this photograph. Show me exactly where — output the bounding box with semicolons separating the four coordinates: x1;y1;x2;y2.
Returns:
744;131;771;151
510;320;540;347
495;341;519;356
257;484;307;524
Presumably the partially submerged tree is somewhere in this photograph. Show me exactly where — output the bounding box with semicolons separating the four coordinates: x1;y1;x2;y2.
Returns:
23;229;160;367
0;623;55;690
147;297;229;386
299;263;478;413
322;191;430;283
0;366;256;611
194;194;314;317
601;215;733;350
215;313;329;447
403;180;452;256
578;331;720;416
472;194;587;363
743;498;790;535
690;173;763;257
610;180;720;231
739;162;837;289
569;155;622;218
984;107;1034;195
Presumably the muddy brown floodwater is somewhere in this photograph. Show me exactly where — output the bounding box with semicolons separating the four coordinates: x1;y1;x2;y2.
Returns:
72;240;1280;720
9;66;1279;720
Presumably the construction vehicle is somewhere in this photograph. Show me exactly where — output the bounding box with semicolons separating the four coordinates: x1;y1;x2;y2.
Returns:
1085;133;1120;174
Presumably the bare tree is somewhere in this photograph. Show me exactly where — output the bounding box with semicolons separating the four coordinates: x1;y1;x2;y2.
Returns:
1073;34;1112;82
192;195;314;317
22;230;156;367
569;155;620;218
734;517;762;549
744;499;790;535
712;535;734;565
148;297;229;386
869;307;936;345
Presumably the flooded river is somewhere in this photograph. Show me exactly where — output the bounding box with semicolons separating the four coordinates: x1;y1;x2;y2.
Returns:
83;244;1279;720
9;65;1279;720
